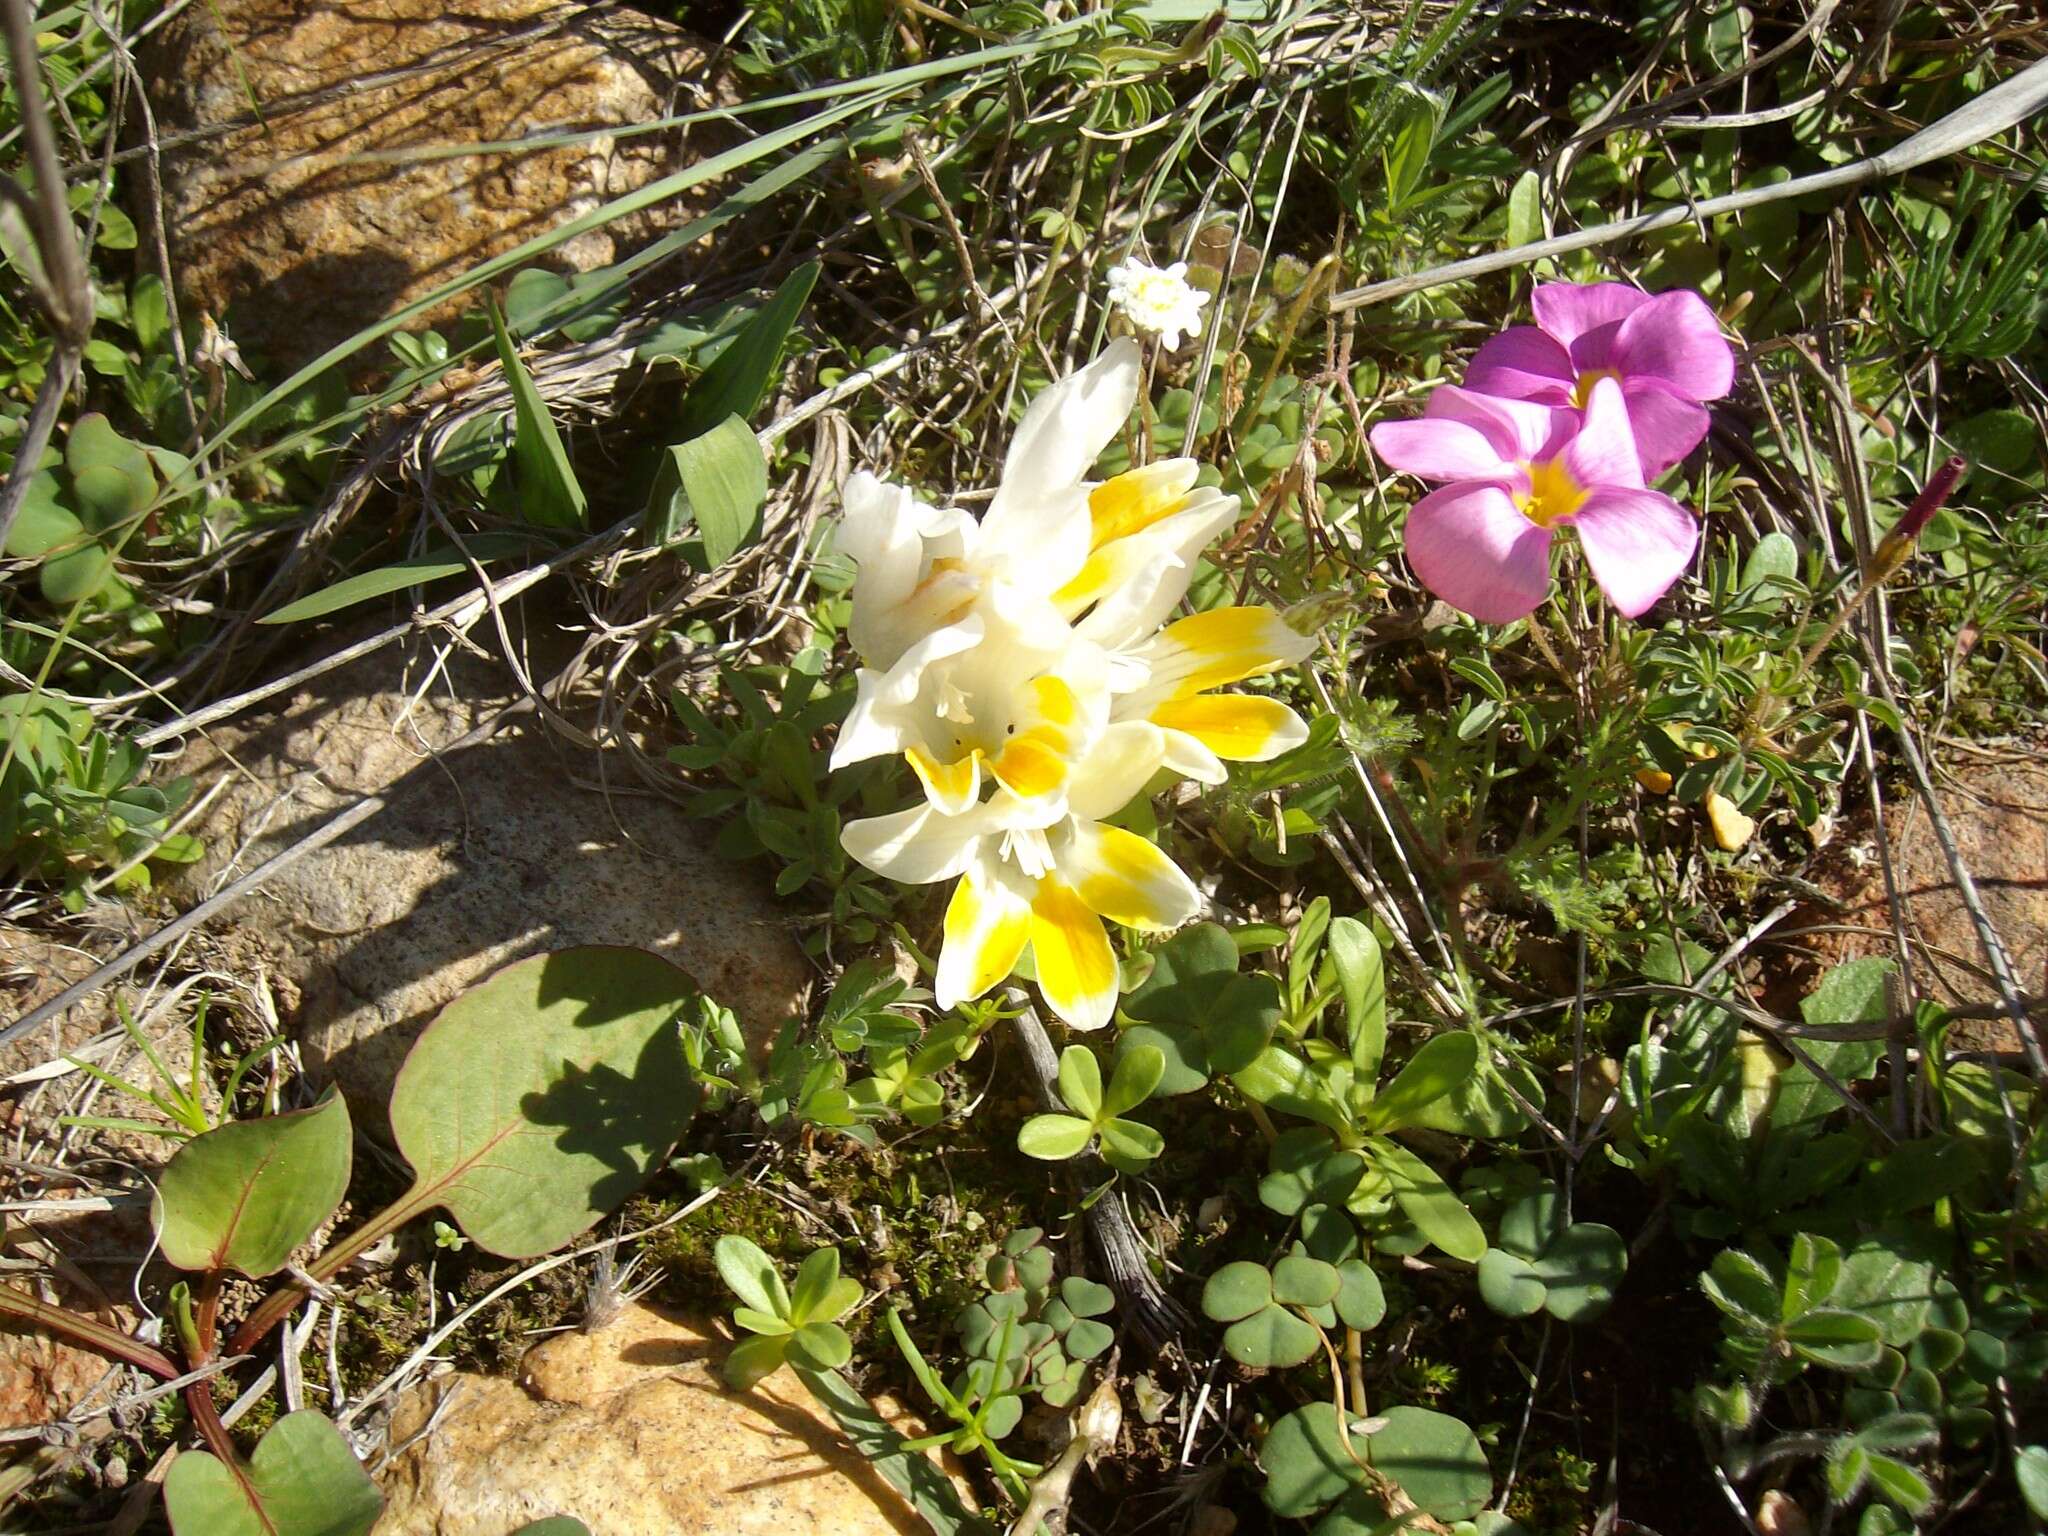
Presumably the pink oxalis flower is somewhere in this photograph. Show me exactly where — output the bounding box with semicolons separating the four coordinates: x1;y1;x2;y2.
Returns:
1368;377;1698;624
1464;282;1735;478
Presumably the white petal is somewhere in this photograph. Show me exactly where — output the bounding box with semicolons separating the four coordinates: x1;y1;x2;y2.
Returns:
935;850;1034;1008
1064;720;1171;822
1073;491;1239;652
981;341;1142;577
829;619;982;769
840;802;992;886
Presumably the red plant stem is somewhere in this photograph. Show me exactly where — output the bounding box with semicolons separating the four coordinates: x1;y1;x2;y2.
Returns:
0;1286;180;1380
1896;454;1969;542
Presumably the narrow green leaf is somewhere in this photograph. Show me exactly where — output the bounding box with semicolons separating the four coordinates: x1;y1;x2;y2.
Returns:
257;533;543;624
1328;918;1385;1078
1365;1032;1480;1131
1103;1043;1165;1117
487;299;587;529
677;261;819;438
1372;1139;1486;1261
1505;170;1542;250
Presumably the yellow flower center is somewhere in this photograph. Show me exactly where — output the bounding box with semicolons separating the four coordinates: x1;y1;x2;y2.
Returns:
1515;456;1588;529
1570;368;1620;409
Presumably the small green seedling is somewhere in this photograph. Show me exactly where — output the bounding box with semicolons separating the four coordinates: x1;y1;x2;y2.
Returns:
713;1237;863;1390
1018;1044;1166;1174
955;1229;1116;1407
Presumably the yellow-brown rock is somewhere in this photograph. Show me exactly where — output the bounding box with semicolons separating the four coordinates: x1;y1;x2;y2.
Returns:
374;1302;960;1536
142;0;734;369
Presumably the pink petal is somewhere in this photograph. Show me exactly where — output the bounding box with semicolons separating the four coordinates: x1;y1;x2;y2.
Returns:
1425;385;1563;462
1610;289;1735;401
1559;377;1645;491
1532;282;1655;347
1620;380;1712;479
1464;327;1576;403
1369;418;1512;483
1404;483;1554;623
1568;487;1699;618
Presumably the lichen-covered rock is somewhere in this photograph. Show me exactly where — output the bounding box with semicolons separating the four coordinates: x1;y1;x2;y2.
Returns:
374;1303;954;1535
170;647;811;1118
1774;744;2048;1055
142;0;734;369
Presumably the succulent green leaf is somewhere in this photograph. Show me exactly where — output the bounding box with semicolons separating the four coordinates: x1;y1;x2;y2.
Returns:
1702;1248;1779;1326
1060;1277;1114;1318
39;542;114;605
387;947;702;1258
1263;1403;1490;1522
1103;1044;1165;1117
2016;1444;2048;1519
715;1235;791;1318
1064;1319;1113;1360
1018;1114;1095;1161
1232;1045;1351;1135
163;1410;381;1536
1495;1191;1562;1261
723;1332;790;1390
154;1091;353;1278
1098;1118;1164;1172
1260;1128;1366;1217
789;1320;854;1371
1121;923;1279;1089
789;1246;844;1322
731;1306;792;1336
1528;1222;1627;1322
66;413;155;531
1055;1046;1104;1119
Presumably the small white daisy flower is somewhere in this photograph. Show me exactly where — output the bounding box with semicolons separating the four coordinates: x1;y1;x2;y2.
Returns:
1105;257;1211;351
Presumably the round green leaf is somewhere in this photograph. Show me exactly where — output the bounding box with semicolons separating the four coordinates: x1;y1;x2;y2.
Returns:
1060;1276;1115;1318
715;1235;790;1318
1064;1318;1114;1361
1495;1191;1563;1262
1262;1403;1356;1518
387;947;703;1259
1477;1249;1546;1319
38;542;113;605
1531;1222;1627;1323
1363;1407;1492;1521
1223;1305;1322;1369
1201;1261;1274;1323
164;1410;381;1536
1117;1020;1209;1096
1104;1044;1166;1117
154;1091;353;1278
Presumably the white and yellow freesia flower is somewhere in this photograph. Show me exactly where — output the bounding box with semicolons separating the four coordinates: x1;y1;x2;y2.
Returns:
841;723;1201;1030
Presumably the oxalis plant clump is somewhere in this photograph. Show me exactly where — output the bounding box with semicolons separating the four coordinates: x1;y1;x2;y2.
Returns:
2;2;2047;1534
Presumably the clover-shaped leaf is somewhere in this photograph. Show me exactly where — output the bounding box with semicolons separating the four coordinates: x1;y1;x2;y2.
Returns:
1019;1045;1166;1174
1203;1259;1324;1369
1118;923;1280;1094
1476;1190;1627;1324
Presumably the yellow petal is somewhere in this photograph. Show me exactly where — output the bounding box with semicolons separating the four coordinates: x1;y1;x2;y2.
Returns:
906;745;981;814
1149;694;1307;763
1088;459;1199;550
1029;879;1119;1030
1052;538;1153;617
1705;791;1756;851
1635;767;1674;795
988;674;1084;802
936;863;1031;1008
1144;606;1315;700
1065;822;1201;932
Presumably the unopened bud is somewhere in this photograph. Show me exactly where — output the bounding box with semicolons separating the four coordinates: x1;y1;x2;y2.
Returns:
1895;454;1967;543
